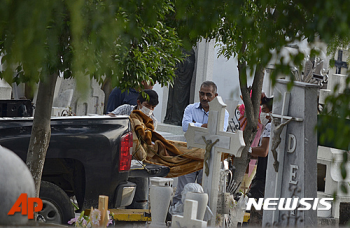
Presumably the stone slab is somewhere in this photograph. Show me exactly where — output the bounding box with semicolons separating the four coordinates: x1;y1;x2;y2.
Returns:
317;217;339;227
0;79;12;99
157;123;185;135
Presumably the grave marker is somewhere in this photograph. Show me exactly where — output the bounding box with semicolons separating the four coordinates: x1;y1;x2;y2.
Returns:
335;50;348;74
185;96;245;225
263;80;318;227
0;79;12;99
317;146;350;219
172;199;207;228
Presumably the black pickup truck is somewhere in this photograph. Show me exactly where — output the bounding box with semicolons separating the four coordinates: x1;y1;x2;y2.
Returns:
0;115;169;224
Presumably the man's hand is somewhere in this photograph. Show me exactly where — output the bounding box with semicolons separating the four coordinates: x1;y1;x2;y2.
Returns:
201;123;208;128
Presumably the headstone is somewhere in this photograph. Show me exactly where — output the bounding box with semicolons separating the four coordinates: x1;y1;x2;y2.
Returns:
172;200;207;228
185;96;245;225
263;79;318;227
51;89;74;116
317;146;350;219
53;89;74;108
334;50;348;74
75;78;105;115
0;79;12;99
319;49;349;105
56;77;105;116
185;192;208;221
11;82;25;100
319;73;348;109
0;146;35;225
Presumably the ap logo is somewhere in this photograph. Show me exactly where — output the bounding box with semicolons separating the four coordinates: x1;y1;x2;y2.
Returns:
8;193;43;219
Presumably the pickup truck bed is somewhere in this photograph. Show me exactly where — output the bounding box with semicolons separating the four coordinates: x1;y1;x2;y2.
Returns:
0;116;137;223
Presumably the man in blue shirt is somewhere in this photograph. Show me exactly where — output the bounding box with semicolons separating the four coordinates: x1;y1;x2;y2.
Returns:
172;81;229;205
105;81;153;113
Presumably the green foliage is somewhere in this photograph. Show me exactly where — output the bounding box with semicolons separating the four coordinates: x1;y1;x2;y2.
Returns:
2;0;350;91
317;78;350;194
0;0;185;92
317;80;350;150
182;0;321;86
340;182;348;194
172;0;350;88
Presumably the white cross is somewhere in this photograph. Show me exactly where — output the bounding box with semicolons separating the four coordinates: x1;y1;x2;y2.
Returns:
172;199;207;228
184;96;245;225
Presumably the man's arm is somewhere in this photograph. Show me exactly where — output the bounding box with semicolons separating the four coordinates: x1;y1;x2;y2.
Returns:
182;104;203;132
109;104;133;116
251;137;270;157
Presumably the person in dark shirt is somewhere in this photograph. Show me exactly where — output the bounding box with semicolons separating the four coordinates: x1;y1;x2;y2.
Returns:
247;96;273;199
108;89;159;130
105;81;153;113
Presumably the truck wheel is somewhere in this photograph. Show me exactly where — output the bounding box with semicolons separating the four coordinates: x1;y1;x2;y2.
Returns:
39;181;75;225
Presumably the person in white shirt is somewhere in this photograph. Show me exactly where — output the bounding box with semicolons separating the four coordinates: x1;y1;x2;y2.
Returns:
173;81;229;205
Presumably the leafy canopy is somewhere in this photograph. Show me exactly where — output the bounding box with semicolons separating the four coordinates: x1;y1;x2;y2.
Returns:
2;0;350;152
0;0;185;91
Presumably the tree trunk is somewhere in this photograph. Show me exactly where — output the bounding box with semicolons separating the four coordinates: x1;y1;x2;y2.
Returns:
233;64;265;189
26;73;58;198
